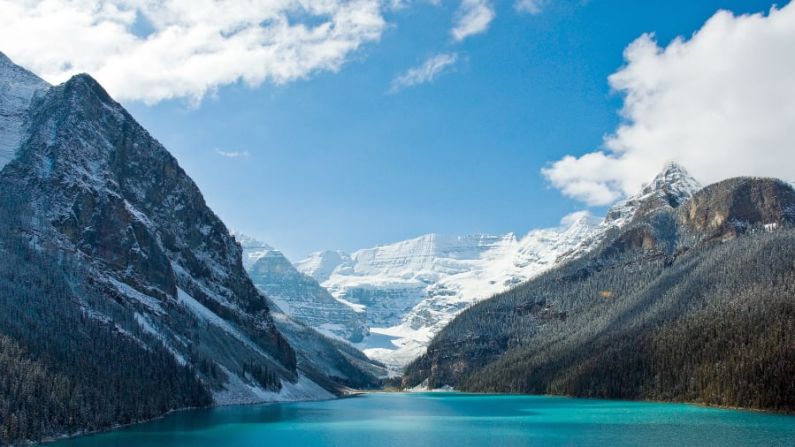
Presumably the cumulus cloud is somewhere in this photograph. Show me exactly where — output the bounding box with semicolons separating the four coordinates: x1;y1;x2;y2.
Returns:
515;0;546;15
543;4;795;206
215;149;249;158
389;53;459;92
451;0;495;41
0;0;386;104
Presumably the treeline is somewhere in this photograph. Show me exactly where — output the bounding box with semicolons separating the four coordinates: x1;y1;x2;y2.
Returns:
405;228;795;411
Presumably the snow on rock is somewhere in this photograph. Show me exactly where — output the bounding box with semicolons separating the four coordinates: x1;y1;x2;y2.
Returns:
235;233;368;342
295;250;352;283
0;51;49;169
297;163;703;371
605;162;702;227
232;231;275;270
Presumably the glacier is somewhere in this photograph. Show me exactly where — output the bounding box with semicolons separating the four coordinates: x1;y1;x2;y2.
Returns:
297;163;702;370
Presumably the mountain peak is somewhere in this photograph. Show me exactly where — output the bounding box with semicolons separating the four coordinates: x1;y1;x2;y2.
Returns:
642;162;702;199
606;162;702;227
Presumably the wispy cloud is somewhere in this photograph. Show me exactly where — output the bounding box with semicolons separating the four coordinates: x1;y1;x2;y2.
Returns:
215;149;250;158
0;0;387;104
451;0;495;41
515;0;547;15
390;53;459;93
543;4;795;206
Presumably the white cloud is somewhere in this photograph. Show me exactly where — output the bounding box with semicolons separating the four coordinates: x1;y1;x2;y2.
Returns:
390;53;458;92
543;4;795;206
515;0;546;15
215;149;249;158
0;0;386;104
452;0;495;41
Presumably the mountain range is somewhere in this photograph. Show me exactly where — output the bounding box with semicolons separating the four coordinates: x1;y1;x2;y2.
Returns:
293;163;702;370
1;46;793;445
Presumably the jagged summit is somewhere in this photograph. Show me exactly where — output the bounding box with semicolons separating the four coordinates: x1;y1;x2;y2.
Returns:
642;162;702;203
606;162;702;227
0;51;50;169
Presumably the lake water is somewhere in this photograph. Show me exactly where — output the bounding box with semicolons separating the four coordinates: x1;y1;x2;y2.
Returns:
52;393;795;446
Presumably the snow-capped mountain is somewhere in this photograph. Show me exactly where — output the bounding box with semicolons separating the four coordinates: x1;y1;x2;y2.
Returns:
605;161;703;227
235;233;369;342
297;163;702;370
0;53;382;441
5;67;306;403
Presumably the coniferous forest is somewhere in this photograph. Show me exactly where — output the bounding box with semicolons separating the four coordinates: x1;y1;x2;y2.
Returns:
0;237;211;443
405;179;795;412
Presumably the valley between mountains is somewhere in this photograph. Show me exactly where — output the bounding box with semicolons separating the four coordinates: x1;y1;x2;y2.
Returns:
0;51;793;445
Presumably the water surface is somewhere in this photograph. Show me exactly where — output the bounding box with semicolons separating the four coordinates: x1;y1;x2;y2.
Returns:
53;393;795;446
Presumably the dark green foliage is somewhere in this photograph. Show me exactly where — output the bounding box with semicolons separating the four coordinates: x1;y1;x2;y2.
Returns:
0;236;212;444
405;228;795;412
243;361;281;390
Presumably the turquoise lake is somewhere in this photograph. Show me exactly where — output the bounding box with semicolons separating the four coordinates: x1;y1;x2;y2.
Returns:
52;393;795;446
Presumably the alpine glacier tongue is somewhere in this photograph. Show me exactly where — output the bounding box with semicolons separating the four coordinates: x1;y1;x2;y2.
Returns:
0;52;49;169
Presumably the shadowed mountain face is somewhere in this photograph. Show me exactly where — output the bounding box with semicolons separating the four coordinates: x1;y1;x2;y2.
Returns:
0;53;379;443
236;233;369;343
233;234;386;387
404;174;795;412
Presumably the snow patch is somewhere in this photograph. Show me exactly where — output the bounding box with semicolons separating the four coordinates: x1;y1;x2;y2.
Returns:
108;277;164;314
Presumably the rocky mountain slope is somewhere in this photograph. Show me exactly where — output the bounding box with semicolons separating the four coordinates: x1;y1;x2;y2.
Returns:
0;53;375;444
0;52;48;168
403;174;795;412
235;233;369;342
297;164;702;370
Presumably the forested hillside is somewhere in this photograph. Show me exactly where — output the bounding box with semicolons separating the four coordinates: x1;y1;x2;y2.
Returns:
0;52;380;445
404;177;795;412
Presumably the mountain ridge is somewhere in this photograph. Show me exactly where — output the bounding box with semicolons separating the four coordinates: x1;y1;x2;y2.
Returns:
402;174;795;412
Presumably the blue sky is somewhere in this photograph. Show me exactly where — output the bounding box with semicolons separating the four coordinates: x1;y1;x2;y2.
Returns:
119;0;782;260
6;0;786;260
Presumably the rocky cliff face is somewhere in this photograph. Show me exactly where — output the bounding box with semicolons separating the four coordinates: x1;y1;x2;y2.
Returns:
677;177;795;242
